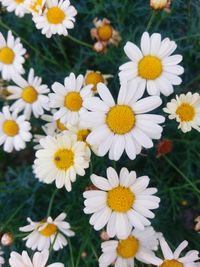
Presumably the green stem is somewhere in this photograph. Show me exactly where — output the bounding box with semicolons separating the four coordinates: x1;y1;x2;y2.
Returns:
67;35;93;49
46;189;58;218
48;231;58;260
175;33;200;42
146;11;156;31
67;238;75;267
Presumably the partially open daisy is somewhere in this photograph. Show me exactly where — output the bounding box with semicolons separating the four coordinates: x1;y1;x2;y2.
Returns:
20;213;75;251
9;250;64;267
34;133;90;191
119;32;184;96
41;111;68;135
7;68;50;119
163;92;200;133
33;0;77;38
150;0;171;11
24;0;46;14
84;70;113;94
0;106;32;153
0;31;26;80
83;167;160;239
49;72;93;126
99;226;160;267
139;237;199;267
81;82;164;161
1;0;29;17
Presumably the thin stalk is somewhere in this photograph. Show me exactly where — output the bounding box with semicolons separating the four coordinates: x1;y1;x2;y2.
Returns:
46;189;58;218
68;238;75;267
146;11;156;31
67;35;93;49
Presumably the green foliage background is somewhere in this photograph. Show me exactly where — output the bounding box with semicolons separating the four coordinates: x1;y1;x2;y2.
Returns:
0;0;200;266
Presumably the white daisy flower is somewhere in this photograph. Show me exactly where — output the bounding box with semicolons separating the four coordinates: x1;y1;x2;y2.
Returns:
119;32;184;96
34;133;90;191
0;249;5;267
0;30;26;80
9;249;64;267
83;166;160;239
33;0;77;38
163;92;200;133
1;0;29;17
139;237;199;267
81;82;164;161
24;0;46;14
42;111;68;135
49;72;93;126
99;226;160;267
20;212;75;251
0;106;32;153
7;68;50;119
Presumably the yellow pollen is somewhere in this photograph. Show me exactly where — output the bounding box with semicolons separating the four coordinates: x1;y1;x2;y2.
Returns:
77;129;90;142
54;148;74;171
46;7;65;24
97;24;113;41
0;47;15;65
107;186;135;212
3;120;19;137
39;223;57;237
117;236;139;259
160;260;184;267
176;103;195;122
15;0;24;3
56;120;67;131
64;92;83;112
85;72;104;92
138;55;162;80
21;86;38;103
106;105;135;135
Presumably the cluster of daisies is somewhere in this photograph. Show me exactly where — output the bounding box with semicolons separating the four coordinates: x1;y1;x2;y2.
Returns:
0;6;200;266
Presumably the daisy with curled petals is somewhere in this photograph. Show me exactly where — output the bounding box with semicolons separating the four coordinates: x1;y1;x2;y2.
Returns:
139;237;199;267
0;31;26;80
20;213;75;251
81;82;164;161
83;167;160;239
119;32;184;96
1;0;29;17
0;106;31;153
9;249;64;267
33;0;77;38
99;226;160;267
33;133;90;191
49;72;93;126
163;92;200;133
7;68;50;119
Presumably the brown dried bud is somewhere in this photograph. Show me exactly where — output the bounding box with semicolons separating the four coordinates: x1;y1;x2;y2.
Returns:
1;232;14;246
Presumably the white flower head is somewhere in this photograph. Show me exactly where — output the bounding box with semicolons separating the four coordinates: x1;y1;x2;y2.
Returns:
49;72;93;126
9;249;64;267
83;167;160;239
1;0;29;17
34;132;90;191
163;92;200;133
119;32;184;96
7;68;50;119
139;237;199;267
24;0;46;14
20;212;75;251
81;82;165;161
33;0;77;38
99;226;160;267
0;106;32;153
0;30;26;80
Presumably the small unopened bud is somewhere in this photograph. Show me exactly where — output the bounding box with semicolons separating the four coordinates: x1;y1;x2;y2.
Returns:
100;231;110;241
156;139;173;158
150;0;170;10
1;232;14;246
81;251;87;258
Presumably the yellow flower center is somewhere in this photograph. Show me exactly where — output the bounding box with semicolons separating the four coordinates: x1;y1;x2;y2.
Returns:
29;0;43;12
77;129;90;142
21;86;38;104
117;236;139;259
106;105;135;135
39;223;57;237
56;120;67;131
0;47;15;65
107;186;135;212
97;24;113;41
160;260;184;267
64;92;83;112
15;0;24;3
3;120;19;137
138;55;162;80
54;148;74;171
176;103;195;122
46;7;65;24
85;72;104;92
